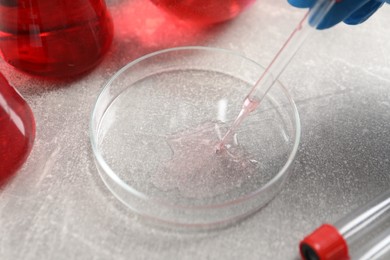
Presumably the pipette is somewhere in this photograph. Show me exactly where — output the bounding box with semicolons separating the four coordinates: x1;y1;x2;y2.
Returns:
217;0;336;151
300;189;390;260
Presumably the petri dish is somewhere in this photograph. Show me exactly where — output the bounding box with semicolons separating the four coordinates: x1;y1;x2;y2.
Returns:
90;46;301;229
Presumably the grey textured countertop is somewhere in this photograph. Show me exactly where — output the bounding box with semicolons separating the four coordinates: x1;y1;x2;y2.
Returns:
1;0;389;259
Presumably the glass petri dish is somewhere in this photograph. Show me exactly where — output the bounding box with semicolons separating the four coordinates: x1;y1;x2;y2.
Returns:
90;46;301;229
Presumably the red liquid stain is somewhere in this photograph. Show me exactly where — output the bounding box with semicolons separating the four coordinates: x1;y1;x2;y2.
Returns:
150;0;256;25
0;0;113;78
0;73;35;184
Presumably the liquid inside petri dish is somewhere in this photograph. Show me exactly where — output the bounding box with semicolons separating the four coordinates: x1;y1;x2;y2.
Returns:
151;120;260;198
99;69;289;202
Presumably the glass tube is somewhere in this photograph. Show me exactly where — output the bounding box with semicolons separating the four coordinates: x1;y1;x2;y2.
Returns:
300;189;390;260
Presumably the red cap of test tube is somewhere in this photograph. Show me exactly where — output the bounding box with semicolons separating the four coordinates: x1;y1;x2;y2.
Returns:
299;224;349;260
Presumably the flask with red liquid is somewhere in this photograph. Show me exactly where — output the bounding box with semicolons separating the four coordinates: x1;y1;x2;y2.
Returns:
150;0;256;25
0;73;35;184
0;0;113;78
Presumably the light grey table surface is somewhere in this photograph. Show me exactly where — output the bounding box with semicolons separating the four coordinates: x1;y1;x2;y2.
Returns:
1;0;389;259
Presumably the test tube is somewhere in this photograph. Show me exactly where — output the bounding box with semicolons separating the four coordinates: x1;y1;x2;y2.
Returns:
300;189;390;260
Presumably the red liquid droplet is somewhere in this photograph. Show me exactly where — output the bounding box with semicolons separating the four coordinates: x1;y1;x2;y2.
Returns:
0;73;35;184
150;0;256;25
0;0;113;78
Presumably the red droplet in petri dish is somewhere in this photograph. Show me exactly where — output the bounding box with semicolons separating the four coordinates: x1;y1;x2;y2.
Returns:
150;0;256;25
0;0;113;78
0;73;35;184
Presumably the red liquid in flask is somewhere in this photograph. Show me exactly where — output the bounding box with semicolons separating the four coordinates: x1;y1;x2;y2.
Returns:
150;0;256;25
0;73;35;184
0;0;113;78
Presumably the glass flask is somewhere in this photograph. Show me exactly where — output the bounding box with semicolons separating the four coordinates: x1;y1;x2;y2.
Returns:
0;72;35;184
0;0;113;78
150;0;256;25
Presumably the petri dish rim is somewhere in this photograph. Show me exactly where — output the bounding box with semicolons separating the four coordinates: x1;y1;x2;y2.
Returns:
90;46;301;210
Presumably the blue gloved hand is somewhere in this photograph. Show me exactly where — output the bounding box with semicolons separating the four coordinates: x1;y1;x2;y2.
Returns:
288;0;389;29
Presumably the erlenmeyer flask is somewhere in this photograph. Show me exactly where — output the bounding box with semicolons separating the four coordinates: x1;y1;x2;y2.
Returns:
0;73;35;183
0;0;113;78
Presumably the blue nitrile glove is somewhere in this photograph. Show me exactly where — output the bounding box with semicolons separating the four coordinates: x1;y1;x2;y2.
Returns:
288;0;389;29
